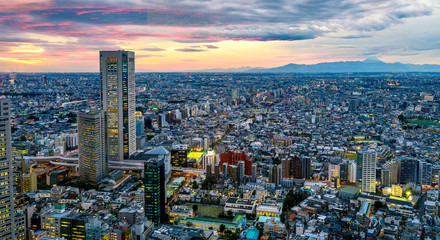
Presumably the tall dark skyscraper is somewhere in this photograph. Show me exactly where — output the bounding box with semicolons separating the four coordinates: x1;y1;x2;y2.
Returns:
0;98;16;239
144;158;166;224
100;50;136;161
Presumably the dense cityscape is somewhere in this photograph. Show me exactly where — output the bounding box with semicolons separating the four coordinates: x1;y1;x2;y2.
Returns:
0;50;439;240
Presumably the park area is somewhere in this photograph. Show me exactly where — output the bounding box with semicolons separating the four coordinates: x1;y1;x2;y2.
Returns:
185;204;224;217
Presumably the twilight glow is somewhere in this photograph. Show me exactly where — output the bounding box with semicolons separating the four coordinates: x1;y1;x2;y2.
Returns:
0;0;439;72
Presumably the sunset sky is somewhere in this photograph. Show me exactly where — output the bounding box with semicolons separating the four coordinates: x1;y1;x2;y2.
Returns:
1;0;439;72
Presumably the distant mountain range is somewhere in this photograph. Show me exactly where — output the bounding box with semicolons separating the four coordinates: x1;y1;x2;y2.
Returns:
200;58;440;73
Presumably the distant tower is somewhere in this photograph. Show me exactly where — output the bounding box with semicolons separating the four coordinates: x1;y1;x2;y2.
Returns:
0;98;16;238
8;73;16;85
78;110;107;183
100;50;136;161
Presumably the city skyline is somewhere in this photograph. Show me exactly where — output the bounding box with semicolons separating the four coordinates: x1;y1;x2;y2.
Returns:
0;0;439;72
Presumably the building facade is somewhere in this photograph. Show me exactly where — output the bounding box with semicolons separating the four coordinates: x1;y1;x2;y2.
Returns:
78;110;107;183
0;98;16;239
144;158;166;224
100;50;136;161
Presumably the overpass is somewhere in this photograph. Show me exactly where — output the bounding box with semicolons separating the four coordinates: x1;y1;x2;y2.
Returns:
24;156;206;174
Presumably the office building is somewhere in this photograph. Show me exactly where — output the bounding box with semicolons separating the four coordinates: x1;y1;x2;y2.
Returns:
41;205;70;238
400;158;419;185
381;169;392;187
238;161;245;184
60;214;87;240
251;164;258;182
144;158;166;224
0;98;16;239
301;157;311;180
171;144;188;167
419;161;432;187
328;163;340;179
100;50;136;161
358;149;377;193
339;163;349;182
22;172;37;192
290;155;302;179
78;110;107;183
220;151;252;175
281;158;290;178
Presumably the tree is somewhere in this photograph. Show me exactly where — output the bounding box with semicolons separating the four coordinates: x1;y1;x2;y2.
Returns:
201;176;218;190
192;204;198;213
219;224;226;233
228;232;239;240
373;201;387;212
227;209;233;217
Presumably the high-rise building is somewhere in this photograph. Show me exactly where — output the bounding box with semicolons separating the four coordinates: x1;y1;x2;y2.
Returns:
219;151;252;175
432;166;440;187
391;160;400;184
328;163;340;179
100;50;136;161
206;163;212;177
381;169;392;187
419;161;432;187
144;158;166;224
269;165;278;185
301;157;311;180
0;98;16;239
281;158;290;178
339;163;349;182
400;158;419;185
214;164;220;180
22;172;37;192
237;161;245;184
251;163;258;182
222;163;228;181
78;110;107;183
290;155;302;179
358;150;377;193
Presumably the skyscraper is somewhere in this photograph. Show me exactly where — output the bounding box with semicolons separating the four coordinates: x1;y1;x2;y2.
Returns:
358;149;377;193
144;158;166;224
0;98;16;239
78;110;107;183
100;50;136;161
